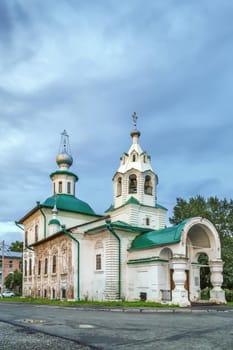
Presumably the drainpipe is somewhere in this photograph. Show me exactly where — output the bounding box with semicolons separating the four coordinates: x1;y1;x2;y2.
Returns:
105;220;121;299
36;201;46;239
62;226;80;301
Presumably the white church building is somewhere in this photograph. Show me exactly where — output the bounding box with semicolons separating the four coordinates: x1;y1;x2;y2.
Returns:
18;115;226;306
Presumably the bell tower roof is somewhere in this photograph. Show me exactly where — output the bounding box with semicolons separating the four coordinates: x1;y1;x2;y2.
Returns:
117;112;154;174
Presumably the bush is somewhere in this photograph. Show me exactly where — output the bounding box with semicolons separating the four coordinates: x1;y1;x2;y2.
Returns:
225;289;233;302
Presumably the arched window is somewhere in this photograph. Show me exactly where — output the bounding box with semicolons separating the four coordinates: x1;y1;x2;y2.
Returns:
44;258;48;275
58;181;62;193
117;177;122;196
144;175;153;195
35;225;38;242
129;174;137;193
132;154;136;162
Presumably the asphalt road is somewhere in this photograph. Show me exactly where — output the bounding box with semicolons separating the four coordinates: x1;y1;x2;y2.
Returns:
0;303;233;349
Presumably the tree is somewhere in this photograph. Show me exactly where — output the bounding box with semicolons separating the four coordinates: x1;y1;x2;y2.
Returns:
4;270;22;292
170;196;233;289
8;240;23;252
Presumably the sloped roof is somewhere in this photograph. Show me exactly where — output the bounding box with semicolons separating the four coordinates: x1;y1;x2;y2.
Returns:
105;196;167;212
130;219;191;250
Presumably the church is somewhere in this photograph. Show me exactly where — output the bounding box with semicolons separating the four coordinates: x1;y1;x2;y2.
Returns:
18;115;226;306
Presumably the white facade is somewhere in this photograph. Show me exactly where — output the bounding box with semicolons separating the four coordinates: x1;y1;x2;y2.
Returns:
19;125;226;306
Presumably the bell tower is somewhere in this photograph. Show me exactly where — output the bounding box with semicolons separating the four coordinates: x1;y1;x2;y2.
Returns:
107;113;166;230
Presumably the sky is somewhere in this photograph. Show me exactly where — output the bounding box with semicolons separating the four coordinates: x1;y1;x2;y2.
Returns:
0;0;233;245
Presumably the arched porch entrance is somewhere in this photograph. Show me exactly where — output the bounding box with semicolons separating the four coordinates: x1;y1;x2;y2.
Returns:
184;218;226;304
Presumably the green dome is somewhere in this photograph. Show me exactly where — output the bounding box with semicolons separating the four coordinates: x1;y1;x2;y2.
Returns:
49;218;61;225
42;194;95;215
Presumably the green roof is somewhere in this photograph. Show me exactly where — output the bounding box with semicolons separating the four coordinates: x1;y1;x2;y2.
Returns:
50;170;78;182
86;220;150;234
42;194;96;216
130;219;191;250
105;196;167;212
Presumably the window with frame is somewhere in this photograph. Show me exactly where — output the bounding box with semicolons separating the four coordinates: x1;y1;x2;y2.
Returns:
58;181;62;193
29;258;32;276
117;177;122;196
146;217;150;226
9;260;13;268
25;231;28;246
144;175;153;195
35;224;38;242
52;255;56;274
24;260;27;276
0;259;2;268
44;258;48;274
67;182;71;194
129;174;137;193
38;260;41;275
96;254;102;270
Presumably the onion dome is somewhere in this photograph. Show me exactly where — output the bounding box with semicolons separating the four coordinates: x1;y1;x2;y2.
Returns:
56;152;73;169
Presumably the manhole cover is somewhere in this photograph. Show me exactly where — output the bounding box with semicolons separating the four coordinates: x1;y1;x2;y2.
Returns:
23;319;47;324
79;324;95;329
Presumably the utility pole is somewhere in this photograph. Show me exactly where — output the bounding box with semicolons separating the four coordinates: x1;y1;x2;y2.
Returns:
1;240;4;297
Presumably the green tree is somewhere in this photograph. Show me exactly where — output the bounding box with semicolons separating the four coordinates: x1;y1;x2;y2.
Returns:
4;270;22;292
8;240;23;252
170;196;233;289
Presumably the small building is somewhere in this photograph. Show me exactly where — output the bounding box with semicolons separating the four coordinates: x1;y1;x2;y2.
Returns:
0;251;22;293
17;119;226;306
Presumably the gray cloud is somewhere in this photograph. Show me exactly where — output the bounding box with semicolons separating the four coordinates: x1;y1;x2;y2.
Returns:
0;1;233;239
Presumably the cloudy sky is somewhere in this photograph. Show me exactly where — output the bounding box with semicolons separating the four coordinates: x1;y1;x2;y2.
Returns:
1;0;233;244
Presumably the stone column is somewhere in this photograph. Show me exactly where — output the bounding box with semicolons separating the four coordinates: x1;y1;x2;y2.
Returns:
171;256;190;307
209;260;226;304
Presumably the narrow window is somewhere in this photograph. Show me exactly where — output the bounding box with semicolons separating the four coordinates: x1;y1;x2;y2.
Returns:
53;182;56;195
52;288;56;299
96;254;102;270
117;177;122;196
146;217;150;226
35;224;38;242
24;260;27;276
52;255;56;274
9;260;13;268
44;289;47;298
25;231;28;247
144;175;153;195
67;182;71;194
19;260;22;271
37;289;40;297
129;174;137;193
38;260;41;275
61;288;66;299
44;258;48;274
29;258;32;276
0;259;2;268
58;181;62;193
132;154;136;162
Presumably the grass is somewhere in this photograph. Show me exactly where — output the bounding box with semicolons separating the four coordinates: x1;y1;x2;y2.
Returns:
0;297;178;308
